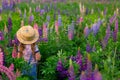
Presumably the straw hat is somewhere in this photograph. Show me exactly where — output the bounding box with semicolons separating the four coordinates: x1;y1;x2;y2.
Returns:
16;25;39;44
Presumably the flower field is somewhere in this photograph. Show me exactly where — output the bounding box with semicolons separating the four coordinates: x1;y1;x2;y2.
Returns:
0;0;120;80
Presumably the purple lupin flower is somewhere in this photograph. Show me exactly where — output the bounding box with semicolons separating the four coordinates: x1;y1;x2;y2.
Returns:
102;25;111;49
35;5;40;12
77;17;83;23
0;7;2;14
12;35;19;46
109;13;116;24
57;59;64;72
68;21;74;40
93;64;102;80
91;19;102;36
80;71;87;80
28;14;34;24
46;15;50;22
75;47;83;71
85;8;89;15
84;26;90;38
68;59;75;80
86;43;92;53
0;31;4;40
37;28;43;42
8;38;13;47
56;59;68;79
82;57;87;71
103;8;107;16
85;54;93;80
40;9;45;15
58;15;62;26
38;28;43;37
113;19;118;42
7;17;12;32
2;0;8;9
9;0;14;10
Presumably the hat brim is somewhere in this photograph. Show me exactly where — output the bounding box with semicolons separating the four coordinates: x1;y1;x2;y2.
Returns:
16;29;39;44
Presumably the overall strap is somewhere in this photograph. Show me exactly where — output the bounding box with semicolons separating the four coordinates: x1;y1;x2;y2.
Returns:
28;53;33;64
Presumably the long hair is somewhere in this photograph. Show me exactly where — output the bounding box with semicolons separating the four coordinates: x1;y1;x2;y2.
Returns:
18;43;36;59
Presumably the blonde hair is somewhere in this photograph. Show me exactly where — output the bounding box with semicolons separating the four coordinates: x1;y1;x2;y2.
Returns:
18;43;36;59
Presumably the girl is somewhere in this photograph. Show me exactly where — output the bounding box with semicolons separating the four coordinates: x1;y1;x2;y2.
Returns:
16;26;41;80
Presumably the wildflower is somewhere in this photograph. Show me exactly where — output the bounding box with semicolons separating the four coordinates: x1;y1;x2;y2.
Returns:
33;23;39;30
55;21;59;35
57;59;68;79
0;52;4;65
84;26;90;38
103;8;107;16
68;59;75;80
12;45;17;58
7;17;12;32
75;47;83;71
58;15;62;26
0;31;4;40
91;19;102;36
46;15;50;22
40;9;45;15
80;71;87;80
93;64;102;80
68;21;74;40
9;63;14;71
43;23;48;40
36;6;40;12
0;7;2;14
28;14;34;24
86;43;92;53
102;25;111;49
109;14;116;24
113;19;118;42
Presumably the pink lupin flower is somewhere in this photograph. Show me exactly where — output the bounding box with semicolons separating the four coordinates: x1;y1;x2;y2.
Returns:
68;30;73;40
0;52;4;65
77;17;83;23
33;23;39;30
55;21;59;35
80;71;87;80
43;23;48;39
93;64;102;80
68;22;74;40
0;65;16;80
12;45;17;58
9;63;14;71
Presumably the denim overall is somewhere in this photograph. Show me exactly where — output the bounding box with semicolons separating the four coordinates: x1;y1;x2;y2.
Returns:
22;53;37;80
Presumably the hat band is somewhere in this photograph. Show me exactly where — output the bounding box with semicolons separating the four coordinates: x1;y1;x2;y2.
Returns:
20;33;35;41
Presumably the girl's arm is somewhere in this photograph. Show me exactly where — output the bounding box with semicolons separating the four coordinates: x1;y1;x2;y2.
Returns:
35;52;41;61
17;52;21;58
